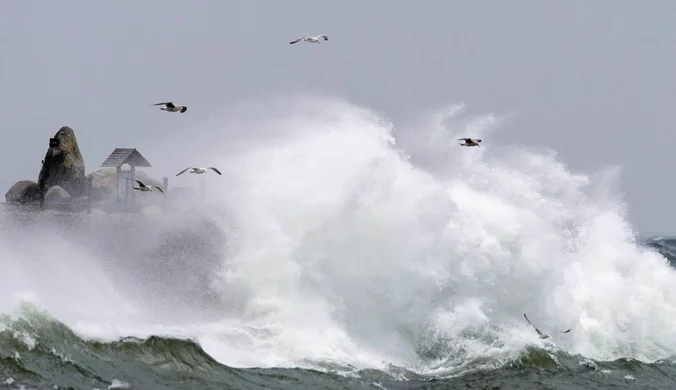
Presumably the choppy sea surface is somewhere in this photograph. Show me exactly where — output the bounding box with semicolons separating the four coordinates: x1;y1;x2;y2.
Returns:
2;298;676;390
3;97;676;389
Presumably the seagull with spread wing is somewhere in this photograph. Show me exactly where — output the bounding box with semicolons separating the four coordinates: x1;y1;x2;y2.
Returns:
290;35;329;45
128;179;164;193
524;313;571;340
175;167;222;176
458;138;482;147
152;101;187;113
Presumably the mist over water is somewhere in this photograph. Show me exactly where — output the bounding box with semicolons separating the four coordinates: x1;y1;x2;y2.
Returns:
2;95;676;378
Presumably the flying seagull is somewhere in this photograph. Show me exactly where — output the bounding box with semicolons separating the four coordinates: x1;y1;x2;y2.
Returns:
175;167;222;176
458;138;482;147
290;35;329;45
152;101;187;113
128;179;164;193
523;313;571;340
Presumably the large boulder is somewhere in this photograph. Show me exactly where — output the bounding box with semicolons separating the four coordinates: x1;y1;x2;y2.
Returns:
38;126;86;198
86;168;162;202
5;180;41;204
86;168;118;202
44;185;73;211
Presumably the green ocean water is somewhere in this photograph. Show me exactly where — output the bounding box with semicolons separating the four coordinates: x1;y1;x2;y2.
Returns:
2;198;676;389
1;302;675;390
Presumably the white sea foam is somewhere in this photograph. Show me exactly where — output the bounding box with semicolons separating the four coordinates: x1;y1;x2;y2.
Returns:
1;95;676;376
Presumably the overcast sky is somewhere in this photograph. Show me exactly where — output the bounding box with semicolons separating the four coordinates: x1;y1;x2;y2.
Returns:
1;0;674;234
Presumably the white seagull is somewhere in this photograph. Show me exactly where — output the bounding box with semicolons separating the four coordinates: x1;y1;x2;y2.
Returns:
175;167;222;177
128;179;164;193
152;101;187;113
289;35;329;45
458;138;482;147
524;313;571;340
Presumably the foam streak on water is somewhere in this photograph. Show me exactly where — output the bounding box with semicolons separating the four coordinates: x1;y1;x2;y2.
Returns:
1;95;676;378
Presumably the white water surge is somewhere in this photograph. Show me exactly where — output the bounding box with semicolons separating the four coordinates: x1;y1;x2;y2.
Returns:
1;95;676;377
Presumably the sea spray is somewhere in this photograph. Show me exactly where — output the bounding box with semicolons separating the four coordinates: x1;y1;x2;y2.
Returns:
1;95;676;380
161;95;676;370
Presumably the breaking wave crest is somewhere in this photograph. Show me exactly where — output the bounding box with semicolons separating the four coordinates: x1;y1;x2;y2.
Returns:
1;95;676;388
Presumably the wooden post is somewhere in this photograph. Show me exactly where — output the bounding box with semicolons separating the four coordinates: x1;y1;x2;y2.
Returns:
87;176;92;214
116;166;122;211
129;165;136;212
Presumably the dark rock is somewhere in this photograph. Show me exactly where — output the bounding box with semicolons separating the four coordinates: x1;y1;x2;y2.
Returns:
5;180;41;204
44;185;73;211
86;168;118;202
45;185;71;201
38;126;86;199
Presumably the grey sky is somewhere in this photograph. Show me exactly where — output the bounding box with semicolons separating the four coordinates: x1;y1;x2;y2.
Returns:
1;1;674;234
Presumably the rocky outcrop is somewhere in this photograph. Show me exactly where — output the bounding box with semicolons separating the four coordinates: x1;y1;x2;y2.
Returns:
44;185;73;211
5;180;41;204
85;168;162;202
45;185;70;202
86;168;118;202
38;126;86;199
